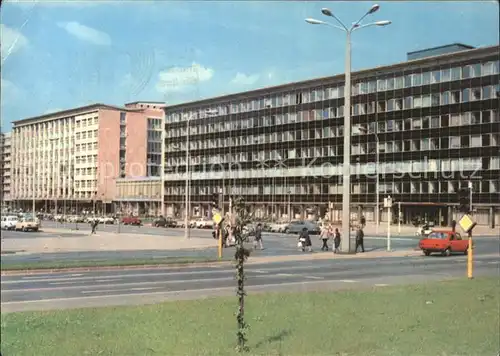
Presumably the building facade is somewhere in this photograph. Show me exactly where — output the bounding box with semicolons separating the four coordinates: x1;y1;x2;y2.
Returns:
10;102;165;215
163;44;500;226
0;132;12;209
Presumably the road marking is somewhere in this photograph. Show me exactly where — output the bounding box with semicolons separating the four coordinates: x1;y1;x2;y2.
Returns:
1;264;333;285
305;276;323;280
82;287;161;294
339;280;358;283
0;280;333;306
488;261;499;264
374;284;390;287
253;270;269;274
276;273;294;277
1;273;300;293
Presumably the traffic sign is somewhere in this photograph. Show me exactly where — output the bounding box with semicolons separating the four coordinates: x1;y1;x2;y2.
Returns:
458;214;476;233
212;208;223;225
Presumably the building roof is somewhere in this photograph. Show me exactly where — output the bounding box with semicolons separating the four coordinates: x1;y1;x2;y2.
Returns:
12;103;142;127
165;44;499;111
124;101;166;106
407;43;475;56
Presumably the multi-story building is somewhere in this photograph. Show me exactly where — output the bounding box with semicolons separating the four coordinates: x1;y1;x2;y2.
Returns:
163;44;500;227
10;102;165;215
1;132;12;209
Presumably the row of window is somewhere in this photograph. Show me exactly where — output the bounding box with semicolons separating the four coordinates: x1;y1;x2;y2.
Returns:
167;133;500;168
164;157;500;181
75;168;97;176
166;60;500;123
76;142;98;151
166;110;499;154
165;180;500;196
166;85;499;139
76;117;99;128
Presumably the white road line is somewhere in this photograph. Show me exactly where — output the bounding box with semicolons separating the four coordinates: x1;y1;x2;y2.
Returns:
2;273;301;294
276;273;295;277
253;270;269;274
82;287;161;294
1;264;331;285
374;284;390;287
0;280;332;306
339;280;358;283
305;276;323;280
488;261;499;264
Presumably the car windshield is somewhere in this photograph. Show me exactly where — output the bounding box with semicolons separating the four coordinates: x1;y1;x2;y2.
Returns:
428;232;448;239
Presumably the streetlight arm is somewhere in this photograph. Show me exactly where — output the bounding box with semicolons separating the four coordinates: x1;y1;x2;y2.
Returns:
323;22;348;32
352;21;391;32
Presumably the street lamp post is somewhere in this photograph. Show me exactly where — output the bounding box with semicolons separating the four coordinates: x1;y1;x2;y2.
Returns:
306;4;391;253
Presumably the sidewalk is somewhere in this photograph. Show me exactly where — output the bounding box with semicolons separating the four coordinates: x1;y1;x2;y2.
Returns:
336;223;499;237
1;230;217;254
247;249;422;265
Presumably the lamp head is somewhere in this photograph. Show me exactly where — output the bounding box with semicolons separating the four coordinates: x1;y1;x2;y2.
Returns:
305;18;325;25
375;20;391;26
321;8;333;17
368;4;380;14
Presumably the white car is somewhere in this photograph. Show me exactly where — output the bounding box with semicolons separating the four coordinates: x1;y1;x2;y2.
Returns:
98;216;115;224
268;222;289;233
196;219;214;229
1;215;19;230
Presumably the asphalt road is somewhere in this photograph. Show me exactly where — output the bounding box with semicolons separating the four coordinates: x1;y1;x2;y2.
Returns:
2;230;425;264
1;226;498;264
2;253;498;313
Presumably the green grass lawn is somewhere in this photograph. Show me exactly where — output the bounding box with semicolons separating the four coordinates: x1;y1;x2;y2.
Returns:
1;256;230;271
1;277;498;356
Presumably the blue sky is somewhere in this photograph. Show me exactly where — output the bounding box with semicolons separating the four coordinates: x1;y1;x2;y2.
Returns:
1;0;498;129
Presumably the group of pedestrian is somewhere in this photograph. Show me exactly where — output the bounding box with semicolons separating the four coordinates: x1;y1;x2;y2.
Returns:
310;224;365;253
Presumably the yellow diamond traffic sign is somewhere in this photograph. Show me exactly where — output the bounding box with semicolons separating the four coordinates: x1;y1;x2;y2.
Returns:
458;214;476;233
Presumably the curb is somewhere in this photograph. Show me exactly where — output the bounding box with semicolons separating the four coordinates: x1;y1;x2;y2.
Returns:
1;260;232;276
1;250;422;275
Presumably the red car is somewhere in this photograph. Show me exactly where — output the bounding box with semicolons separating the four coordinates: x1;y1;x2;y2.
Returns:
121;216;142;226
419;230;470;257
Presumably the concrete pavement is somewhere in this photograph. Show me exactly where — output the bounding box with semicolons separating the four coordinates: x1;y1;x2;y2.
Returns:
2;253;498;313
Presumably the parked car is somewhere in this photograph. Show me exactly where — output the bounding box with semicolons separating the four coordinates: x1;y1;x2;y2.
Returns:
121;216;142;226
1;215;19;230
153;216;177;228
196;218;214;229
98;216;115;224
268;222;289;233
419;230;470;256
15;215;40;232
283;220;321;235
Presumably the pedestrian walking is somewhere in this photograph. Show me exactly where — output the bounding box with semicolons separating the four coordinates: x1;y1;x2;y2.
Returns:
299;227;312;252
253;223;264;250
90;218;98;235
333;228;341;254
319;225;330;251
355;227;365;253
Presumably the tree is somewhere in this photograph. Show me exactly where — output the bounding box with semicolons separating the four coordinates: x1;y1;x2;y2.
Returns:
231;196;253;352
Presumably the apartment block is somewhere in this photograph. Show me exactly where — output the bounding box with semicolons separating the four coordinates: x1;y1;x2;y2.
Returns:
1;132;12;209
10;102;164;215
163;44;500;226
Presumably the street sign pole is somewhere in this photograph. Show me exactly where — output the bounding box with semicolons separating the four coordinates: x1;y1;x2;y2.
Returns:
384;196;392;252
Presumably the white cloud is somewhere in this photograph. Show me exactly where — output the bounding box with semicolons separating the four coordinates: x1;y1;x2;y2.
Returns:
1;24;29;63
1;79;22;105
57;21;111;46
231;72;260;86
156;62;214;93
